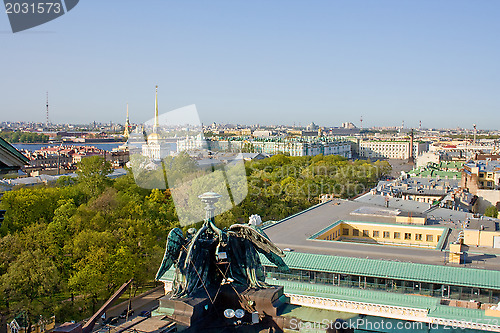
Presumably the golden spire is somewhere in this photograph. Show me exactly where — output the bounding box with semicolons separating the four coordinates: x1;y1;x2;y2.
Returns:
124;103;131;137
154;85;159;133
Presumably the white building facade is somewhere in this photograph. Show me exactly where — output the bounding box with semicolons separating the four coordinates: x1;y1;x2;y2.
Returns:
359;140;429;160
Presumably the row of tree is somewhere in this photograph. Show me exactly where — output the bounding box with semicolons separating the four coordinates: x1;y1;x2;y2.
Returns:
0;131;50;143
0;154;390;328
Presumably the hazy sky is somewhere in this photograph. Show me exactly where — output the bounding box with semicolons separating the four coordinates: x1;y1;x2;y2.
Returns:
1;1;499;129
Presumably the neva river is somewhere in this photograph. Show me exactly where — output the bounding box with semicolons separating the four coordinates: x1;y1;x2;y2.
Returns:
13;142;123;152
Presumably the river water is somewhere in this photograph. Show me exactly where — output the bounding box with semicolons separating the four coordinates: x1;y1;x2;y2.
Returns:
13;142;123;152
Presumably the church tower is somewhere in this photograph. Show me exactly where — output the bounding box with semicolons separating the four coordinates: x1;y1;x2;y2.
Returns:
147;85;161;144
153;85;159;133
123;103;131;138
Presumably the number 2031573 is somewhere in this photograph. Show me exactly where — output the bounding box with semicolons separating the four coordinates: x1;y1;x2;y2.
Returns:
5;2;62;14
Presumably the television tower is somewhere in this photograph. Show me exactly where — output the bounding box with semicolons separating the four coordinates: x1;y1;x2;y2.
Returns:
46;92;49;126
360;116;363;130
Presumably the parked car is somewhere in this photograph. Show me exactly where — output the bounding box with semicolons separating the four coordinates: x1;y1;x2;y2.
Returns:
138;311;151;318
119;309;134;319
102;316;118;325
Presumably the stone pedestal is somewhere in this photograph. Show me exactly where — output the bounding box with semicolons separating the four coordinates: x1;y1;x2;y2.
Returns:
158;292;211;326
240;285;289;317
158;284;289;329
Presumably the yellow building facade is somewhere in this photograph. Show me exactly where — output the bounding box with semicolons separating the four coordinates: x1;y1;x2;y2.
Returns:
464;229;500;248
315;221;447;249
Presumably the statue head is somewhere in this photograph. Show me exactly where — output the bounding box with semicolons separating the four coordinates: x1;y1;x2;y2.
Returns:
186;228;197;240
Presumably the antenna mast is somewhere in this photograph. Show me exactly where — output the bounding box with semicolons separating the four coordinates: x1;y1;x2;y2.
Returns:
46;92;49;126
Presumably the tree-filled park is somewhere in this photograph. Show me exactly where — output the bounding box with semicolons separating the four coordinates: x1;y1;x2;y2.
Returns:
0;154;390;326
0;131;49;144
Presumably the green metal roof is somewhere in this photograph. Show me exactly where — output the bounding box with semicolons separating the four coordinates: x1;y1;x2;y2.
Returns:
260;251;500;290
409;163;462;178
0;137;29;164
159;267;498;323
432;170;461;178
428;304;497;322
270;278;439;309
266;279;499;323
409;169;461;178
437;161;464;170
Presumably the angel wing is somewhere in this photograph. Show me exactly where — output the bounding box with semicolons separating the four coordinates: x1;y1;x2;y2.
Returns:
155;228;186;280
253;226;291;273
228;224;290;272
228;224;284;257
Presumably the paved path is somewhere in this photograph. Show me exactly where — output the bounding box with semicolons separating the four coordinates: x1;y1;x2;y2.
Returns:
93;286;165;331
106;286;164;317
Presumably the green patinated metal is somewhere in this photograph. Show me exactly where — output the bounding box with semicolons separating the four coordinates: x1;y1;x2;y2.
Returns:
266;279;499;322
269;278;440;308
155;192;290;299
260;251;500;290
0;137;29;163
435;227;451;250
428;304;497;322
160;267;500;323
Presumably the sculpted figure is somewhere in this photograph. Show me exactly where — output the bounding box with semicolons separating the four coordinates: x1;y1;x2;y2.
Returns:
155;193;290;299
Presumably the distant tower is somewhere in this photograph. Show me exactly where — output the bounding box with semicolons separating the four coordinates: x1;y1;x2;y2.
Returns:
147;85;161;145
473;124;477;144
419;120;422;131
46;92;49;126
408;129;415;164
153;85;159;133
360;116;363;130
401;120;404;129
123;103;131;137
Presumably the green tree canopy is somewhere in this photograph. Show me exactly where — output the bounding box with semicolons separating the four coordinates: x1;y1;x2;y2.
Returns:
76;156;113;197
485;205;499;218
1;249;60;329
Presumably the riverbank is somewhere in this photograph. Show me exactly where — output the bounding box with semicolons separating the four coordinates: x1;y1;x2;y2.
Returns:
13;142;124;152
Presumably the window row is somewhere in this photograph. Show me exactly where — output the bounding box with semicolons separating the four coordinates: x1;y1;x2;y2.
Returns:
265;266;500;304
342;228;437;242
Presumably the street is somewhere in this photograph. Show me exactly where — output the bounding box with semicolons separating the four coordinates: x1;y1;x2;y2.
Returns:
92;286;165;332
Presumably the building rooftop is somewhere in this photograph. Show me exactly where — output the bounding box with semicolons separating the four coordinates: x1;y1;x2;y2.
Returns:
0;137;29;173
261;199;500;270
262;251;500;289
464;160;500;173
268;278;499;324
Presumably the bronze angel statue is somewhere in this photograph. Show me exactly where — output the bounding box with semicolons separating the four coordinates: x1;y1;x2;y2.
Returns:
155;193;290;299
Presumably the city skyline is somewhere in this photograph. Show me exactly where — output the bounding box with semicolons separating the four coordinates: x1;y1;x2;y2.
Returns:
1;1;499;129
